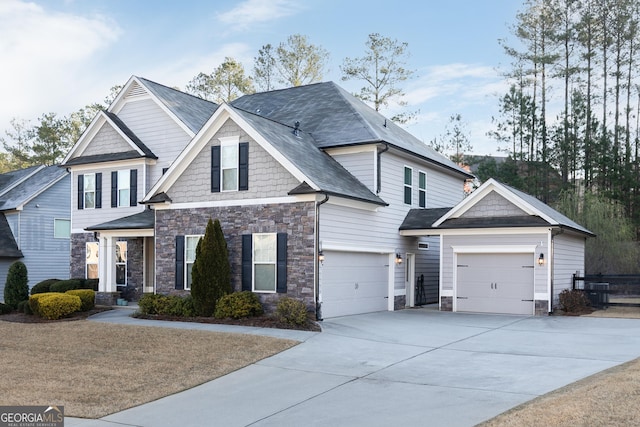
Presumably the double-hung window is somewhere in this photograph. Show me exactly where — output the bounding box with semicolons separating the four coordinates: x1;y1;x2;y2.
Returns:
404;166;413;205
221;142;239;191
253;233;277;292
185;235;202;290
86;242;99;279
117;170;130;207
418;171;427;208
84;174;96;209
54;219;70;239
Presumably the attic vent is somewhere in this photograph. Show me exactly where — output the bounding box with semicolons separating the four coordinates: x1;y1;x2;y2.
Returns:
418;242;430;250
126;82;146;98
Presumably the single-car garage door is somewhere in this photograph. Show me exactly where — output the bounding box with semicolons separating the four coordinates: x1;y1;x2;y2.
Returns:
320;251;390;318
456;253;534;315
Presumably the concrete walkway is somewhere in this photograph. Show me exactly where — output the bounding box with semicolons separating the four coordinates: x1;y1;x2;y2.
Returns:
66;308;640;427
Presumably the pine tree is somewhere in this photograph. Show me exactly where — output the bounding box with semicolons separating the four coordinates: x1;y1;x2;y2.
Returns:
190;219;231;316
4;261;28;309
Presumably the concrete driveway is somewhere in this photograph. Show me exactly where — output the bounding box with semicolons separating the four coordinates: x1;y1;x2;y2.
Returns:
68;308;640;427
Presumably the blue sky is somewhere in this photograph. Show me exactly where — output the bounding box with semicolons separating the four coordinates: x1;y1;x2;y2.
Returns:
0;0;525;155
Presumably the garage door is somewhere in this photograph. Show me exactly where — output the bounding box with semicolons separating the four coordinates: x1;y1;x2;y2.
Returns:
456;253;534;315
320;251;390;318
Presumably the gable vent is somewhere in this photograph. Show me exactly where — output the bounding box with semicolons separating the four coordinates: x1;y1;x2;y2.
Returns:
125;82;147;99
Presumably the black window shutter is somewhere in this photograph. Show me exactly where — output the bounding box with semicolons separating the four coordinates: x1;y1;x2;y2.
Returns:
276;233;287;293
95;173;102;209
111;171;118;208
211;146;221;193
130;169;138;206
239;142;249;191
241;234;252;291
77;174;84;210
175;235;185;290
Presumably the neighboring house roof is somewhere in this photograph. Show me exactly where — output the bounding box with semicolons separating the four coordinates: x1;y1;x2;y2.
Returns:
0;165;68;211
85;209;154;231
0;213;22;258
136;77;219;134
401;178;594;236
231;82;472;179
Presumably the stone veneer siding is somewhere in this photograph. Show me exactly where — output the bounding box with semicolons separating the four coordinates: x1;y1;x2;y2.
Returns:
70;233;98;279
122;237;144;301
155;202;316;314
535;299;549;316
440;296;453;311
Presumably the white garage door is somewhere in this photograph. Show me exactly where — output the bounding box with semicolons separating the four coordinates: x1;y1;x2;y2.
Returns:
456;253;534;315
320;251;390;318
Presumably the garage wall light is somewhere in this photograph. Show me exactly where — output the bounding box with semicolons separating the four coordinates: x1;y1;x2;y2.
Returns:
538;253;545;266
395;253;403;264
318;250;325;265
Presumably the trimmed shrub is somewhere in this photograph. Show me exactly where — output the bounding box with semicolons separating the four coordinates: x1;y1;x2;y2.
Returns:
275;297;308;326
215;291;263;319
66;289;95;311
31;279;61;295
0;302;12;315
49;279;83;293
82;278;99;291
16;300;32;314
29;292;55;317
559;289;590;312
138;294;195;317
4;261;29;309
191;218;232;316
36;293;81;320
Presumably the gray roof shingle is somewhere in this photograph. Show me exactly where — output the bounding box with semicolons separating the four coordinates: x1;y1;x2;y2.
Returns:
0;165;68;211
137;77;218;134
85;209;154;231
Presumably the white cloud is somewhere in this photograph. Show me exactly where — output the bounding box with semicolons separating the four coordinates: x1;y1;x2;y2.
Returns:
0;0;120;130
216;0;303;29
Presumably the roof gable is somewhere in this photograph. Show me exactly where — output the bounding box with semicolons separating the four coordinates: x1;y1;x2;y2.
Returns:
0;213;22;258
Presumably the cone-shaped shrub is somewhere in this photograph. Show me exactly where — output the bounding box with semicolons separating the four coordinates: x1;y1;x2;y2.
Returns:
4;261;29;309
191;218;232;316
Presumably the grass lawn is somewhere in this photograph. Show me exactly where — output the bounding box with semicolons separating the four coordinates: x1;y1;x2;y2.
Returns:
0;320;297;418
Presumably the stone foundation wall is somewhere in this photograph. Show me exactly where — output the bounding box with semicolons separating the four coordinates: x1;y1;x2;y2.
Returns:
155;203;316;314
394;295;406;310
440;296;453;311
535;300;549;316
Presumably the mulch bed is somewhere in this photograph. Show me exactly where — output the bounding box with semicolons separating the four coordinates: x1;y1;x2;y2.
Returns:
133;312;322;332
0;306;112;323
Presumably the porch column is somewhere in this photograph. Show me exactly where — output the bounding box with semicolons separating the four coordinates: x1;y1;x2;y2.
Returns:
98;236;108;293
103;235;116;292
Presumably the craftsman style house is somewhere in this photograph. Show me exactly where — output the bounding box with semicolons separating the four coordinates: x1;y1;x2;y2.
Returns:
0;165;70;298
61;76;473;318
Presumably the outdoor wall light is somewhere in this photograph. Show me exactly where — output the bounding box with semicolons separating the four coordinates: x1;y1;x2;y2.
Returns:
395;253;403;264
318;250;325;265
538;253;545;266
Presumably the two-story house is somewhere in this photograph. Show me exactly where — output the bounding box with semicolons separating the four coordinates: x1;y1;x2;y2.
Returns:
0;165;70;298
61;76;473;318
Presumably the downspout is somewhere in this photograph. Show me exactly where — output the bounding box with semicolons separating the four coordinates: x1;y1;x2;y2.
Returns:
549;228;564;313
315;193;329;321
377;143;389;194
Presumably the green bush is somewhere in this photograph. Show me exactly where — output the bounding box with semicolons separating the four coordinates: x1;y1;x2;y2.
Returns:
49;279;83;293
30;279;61;295
82;278;99;291
16;300;32;314
66;289;95;311
29;292;54;317
275;297;308;326
36;293;81;320
215;291;263;319
0;302;12;315
559;289;590;312
4;261;29;309
138;294;194;317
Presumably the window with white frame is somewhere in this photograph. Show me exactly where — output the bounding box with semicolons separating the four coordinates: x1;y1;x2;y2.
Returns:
54;219;70;239
253;233;277;292
84;174;96;209
86;242;99;279
117;170;130;207
185;235;202;290
404;166;413;205
221;142;239;191
418;171;427;208
115;241;127;285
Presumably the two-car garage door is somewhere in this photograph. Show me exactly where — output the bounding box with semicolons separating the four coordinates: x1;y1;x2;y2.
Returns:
320;251;390;318
456;253;534;315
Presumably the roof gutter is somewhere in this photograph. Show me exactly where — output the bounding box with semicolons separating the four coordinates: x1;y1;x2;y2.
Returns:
315;193;329;321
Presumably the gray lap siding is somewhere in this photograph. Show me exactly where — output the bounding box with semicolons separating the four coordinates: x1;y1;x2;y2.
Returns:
154;202;316;313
